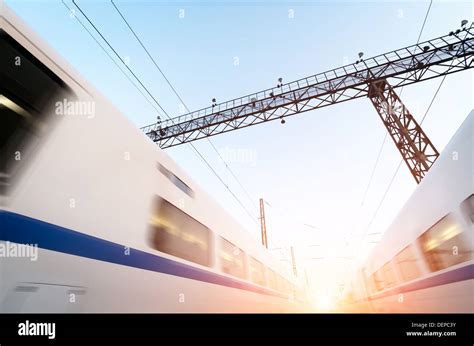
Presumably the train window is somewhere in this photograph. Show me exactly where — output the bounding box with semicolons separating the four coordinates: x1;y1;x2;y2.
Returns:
418;214;473;272
366;274;375;294
218;237;246;279
381;261;397;289
460;194;474;224
394;246;421;283
249;257;266;286
267;269;277;290
280;277;290;293
0;30;69;195
158;164;194;198
148;197;212;267
368;276;377;294
372;270;384;292
276;274;283;292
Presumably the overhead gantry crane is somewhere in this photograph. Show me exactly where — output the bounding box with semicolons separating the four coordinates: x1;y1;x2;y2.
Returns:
141;23;473;184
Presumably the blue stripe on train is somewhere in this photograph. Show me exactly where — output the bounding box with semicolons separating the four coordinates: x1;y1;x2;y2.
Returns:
0;211;286;299
369;263;474;301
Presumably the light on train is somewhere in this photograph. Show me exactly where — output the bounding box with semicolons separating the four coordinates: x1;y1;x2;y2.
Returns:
423;225;461;251
424;239;438;252
440;225;461;241
0;94;29;118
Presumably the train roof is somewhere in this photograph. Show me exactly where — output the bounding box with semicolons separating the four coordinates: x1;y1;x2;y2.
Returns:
0;1;295;282
364;110;473;274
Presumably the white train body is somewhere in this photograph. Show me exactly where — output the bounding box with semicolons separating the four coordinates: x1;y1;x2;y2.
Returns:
0;2;308;312
342;111;473;313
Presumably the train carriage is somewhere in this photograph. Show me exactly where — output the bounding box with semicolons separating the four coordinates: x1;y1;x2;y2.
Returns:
342;111;473;313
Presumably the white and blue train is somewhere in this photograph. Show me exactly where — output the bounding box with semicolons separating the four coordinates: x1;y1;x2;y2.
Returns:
341;111;473;313
0;2;308;313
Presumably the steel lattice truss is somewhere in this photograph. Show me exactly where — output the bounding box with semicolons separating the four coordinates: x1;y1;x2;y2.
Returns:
369;80;439;183
142;25;473;150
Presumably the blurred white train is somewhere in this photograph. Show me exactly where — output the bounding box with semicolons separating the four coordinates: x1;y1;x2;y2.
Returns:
341;111;473;313
0;2;308;312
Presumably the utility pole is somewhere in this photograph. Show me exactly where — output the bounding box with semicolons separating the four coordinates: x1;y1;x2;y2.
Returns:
290;246;298;277
259;198;268;248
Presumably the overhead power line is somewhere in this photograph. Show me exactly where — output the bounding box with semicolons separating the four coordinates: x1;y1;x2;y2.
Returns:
109;0;258;210
361;0;434;206
68;0;259;226
61;0;164;117
363;69;449;239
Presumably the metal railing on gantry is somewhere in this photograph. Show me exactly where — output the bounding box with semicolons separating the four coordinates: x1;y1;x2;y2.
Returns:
141;24;473;149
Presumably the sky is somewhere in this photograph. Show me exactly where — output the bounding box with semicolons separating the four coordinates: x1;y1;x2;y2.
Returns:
6;0;473;298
